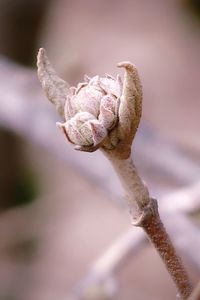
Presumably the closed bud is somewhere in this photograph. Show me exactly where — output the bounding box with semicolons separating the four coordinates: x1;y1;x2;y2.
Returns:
37;48;142;157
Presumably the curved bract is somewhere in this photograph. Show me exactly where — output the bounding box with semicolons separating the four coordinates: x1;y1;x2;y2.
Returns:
37;48;70;118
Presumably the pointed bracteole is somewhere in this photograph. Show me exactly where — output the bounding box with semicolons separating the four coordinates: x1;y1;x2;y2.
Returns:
117;61;141;95
37;48;70;118
117;61;143;142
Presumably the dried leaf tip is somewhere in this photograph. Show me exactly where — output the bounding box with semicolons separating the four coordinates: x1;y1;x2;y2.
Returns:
37;48;70;118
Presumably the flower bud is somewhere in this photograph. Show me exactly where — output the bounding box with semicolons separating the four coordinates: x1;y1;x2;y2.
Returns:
37;48;142;157
54;70;122;150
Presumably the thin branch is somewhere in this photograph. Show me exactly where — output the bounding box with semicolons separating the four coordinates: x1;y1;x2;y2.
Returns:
71;229;146;299
71;186;200;300
36;50;194;297
0;57;200;199
107;155;192;299
2;55;198;298
187;282;200;300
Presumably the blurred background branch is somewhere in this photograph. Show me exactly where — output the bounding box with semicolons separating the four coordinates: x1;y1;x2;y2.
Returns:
0;0;200;299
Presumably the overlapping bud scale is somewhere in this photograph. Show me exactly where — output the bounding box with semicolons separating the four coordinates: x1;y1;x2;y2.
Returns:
37;48;142;157
57;75;123;148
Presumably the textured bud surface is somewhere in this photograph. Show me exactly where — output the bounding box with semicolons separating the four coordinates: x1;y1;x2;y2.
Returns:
58;74;122;148
37;48;142;155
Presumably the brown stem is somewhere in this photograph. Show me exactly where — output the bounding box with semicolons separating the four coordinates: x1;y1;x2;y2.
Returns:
104;152;192;299
139;198;192;299
187;282;200;300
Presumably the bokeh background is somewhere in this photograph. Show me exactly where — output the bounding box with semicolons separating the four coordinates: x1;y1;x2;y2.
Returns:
0;0;200;299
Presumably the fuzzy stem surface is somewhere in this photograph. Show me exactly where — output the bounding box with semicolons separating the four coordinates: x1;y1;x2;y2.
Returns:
187;282;200;300
104;153;192;299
